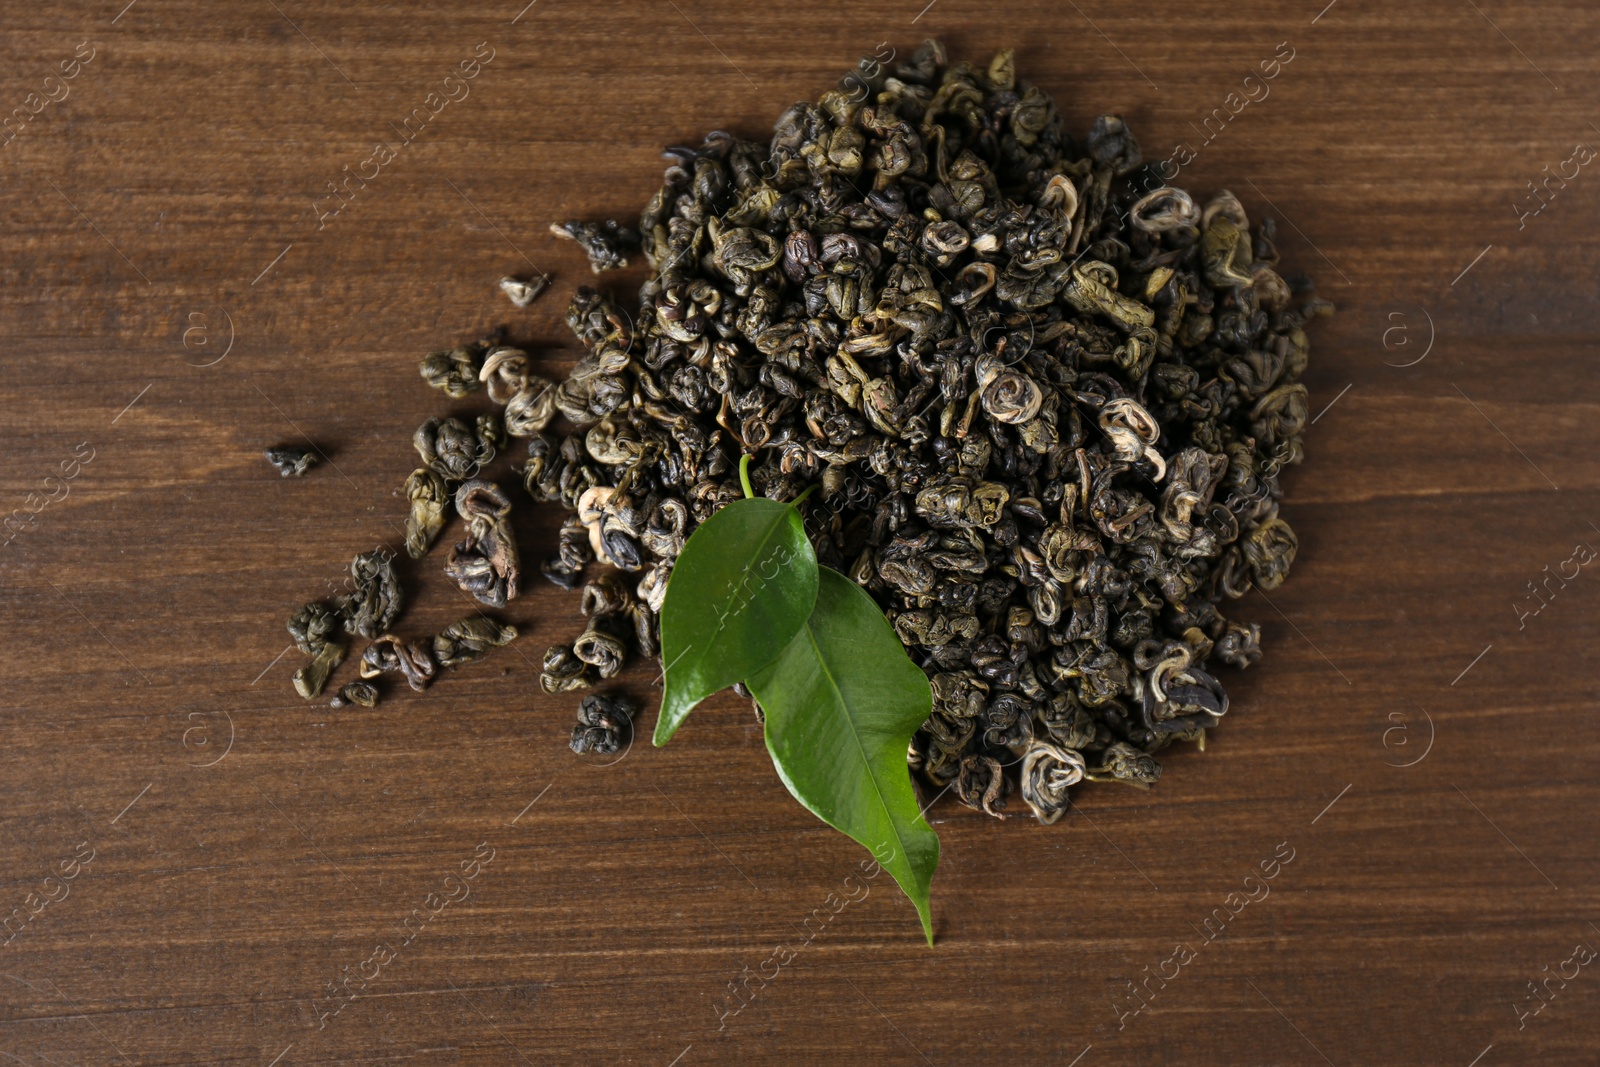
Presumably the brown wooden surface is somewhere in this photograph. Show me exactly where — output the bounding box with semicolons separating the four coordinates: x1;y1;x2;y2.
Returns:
1;1;1597;1063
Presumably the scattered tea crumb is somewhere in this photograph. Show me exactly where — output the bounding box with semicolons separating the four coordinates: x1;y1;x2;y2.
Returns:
264;446;319;477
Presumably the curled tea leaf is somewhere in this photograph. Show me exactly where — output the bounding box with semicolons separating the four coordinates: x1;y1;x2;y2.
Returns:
420;344;485;397
505;380;558;437
1019;740;1085;824
1087;113;1142;174
288;601;346;700
980;370;1043;424
1215;620;1263;669
540;644;593;693
1129;187;1199;233
293;651;343;701
288;601;341;656
573;618;627;679
476;413;507;456
359;634;436;691
1242;516;1298;591
550;219;640;273
570;692;635;755
955;754;1008;818
330;681;379;708
580;572;633;618
1147;664;1227;732
1202;213;1254;290
346;549;403;639
480;347;534;406
445;480;521;607
404;468;451;560
1089;740;1162;788
433;615;519;668
632;602;659;657
415;416;496;481
542;514;593;589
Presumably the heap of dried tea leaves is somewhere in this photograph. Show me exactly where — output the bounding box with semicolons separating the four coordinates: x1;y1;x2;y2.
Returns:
273;38;1332;939
517;38;1329;824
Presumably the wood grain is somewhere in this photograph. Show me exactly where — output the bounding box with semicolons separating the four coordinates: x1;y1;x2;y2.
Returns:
2;1;1598;1063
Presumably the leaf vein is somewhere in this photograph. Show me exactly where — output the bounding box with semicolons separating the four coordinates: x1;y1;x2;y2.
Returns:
798;620;916;875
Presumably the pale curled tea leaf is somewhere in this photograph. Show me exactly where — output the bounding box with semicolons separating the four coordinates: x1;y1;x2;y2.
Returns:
748;567;939;944
499;274;547;308
654;497;818;746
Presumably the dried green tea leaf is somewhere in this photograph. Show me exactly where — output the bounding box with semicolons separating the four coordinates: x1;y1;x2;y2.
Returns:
550;219;639;273
433;615;518;668
419;344;484;397
1018;741;1084;824
414;416;495;481
346;549;402;639
359;634;436;691
504;379;558;437
330;681;379;708
404;468;450;559
480;347;534;405
288;601;340;656
444;480;520;607
540;644;593;693
500;275;547;308
573;617;627;679
570;692;635;755
293;648;344;701
288;600;345;700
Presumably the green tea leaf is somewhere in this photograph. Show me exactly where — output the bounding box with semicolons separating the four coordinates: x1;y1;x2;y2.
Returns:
748;566;939;944
655;497;818;745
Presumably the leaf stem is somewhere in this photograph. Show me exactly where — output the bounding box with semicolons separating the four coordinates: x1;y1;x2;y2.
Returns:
739;453;755;500
791;485;817;508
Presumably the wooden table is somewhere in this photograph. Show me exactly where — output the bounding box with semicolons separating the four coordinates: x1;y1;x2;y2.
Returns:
2;1;1595;1063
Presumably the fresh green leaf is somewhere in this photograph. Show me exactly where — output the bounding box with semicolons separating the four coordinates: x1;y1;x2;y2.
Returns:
655;497;818;745
747;566;939;944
